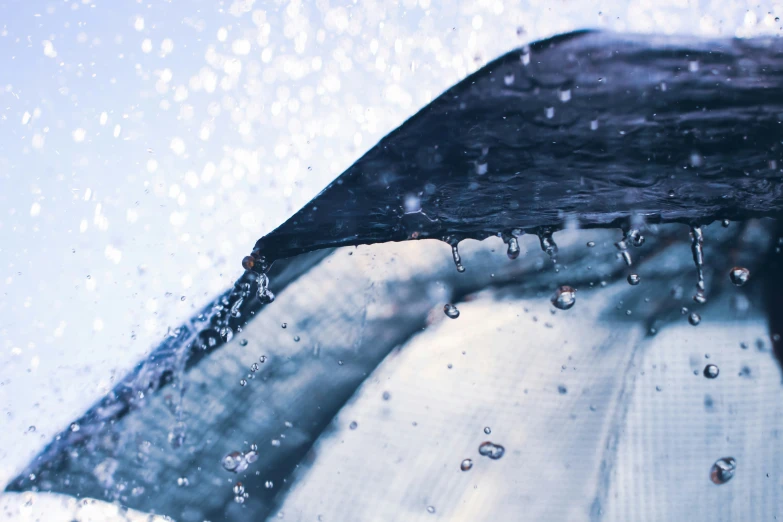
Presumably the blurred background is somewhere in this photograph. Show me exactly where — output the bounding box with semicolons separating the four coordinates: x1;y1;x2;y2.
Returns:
2;0;783;520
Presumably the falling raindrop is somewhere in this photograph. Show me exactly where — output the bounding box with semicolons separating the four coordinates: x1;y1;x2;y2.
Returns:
551;286;576;310
710;457;736;485
443;304;460;319
545;106;555;119
460;458;473;471
689;313;701;326
729;267;750;286
703;364;719;379
478;441;505;460
627;274;641;286
558;88;571;102
693;293;707;304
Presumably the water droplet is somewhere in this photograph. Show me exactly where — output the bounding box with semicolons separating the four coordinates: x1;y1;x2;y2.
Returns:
704;364;719;379
722;219;730;227
590;119;599;131
710;457;736;484
693;292;707;305
690;226;706;294
240;379;247;386
483;426;491;434
506;236;520;260
551;286;576;311
220;327;234;343
545;106;555;119
293;335;300;342
688;312;701;326
503;74;514;86
250;363;259;372
265;480;274;489
460;458;473;471
729;267;750;286
222;452;244;472
688;60;699;72
558;384;568;394
177;477;189;487
448;240;466;272
627;274;641;286
259;355;267;363
241;256;255;271
615;238;632;266
349;421;358;430
520;46;531;65
558;88;571;102
239;339;248;347
70;423;80;432
443;304;460;319
233;482;245;496
234;495;245;504
478;441;505;460
427;506;436;514
538;230;558;261
27;426;35;433
281;322;287;329
586;241;595;248
271;439;281;447
382;391;391;400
